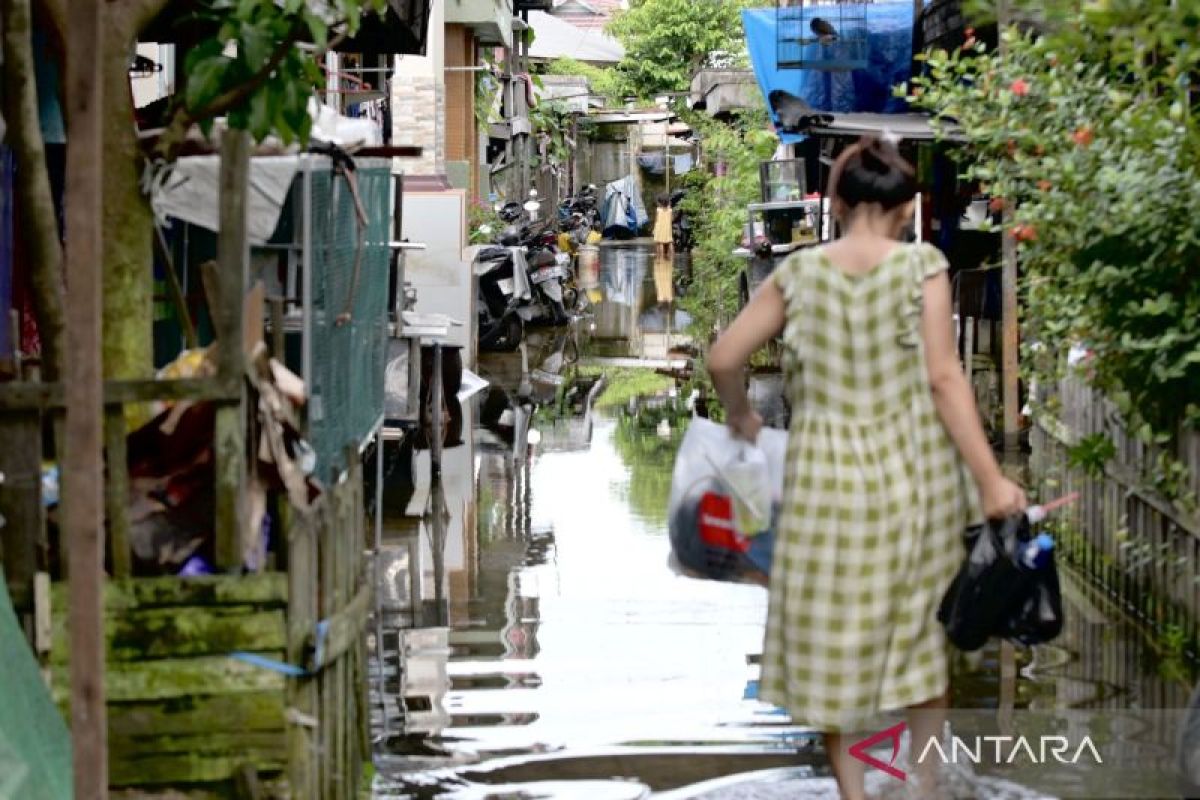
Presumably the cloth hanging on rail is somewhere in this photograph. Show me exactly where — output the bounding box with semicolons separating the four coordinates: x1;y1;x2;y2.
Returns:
637;152;666;175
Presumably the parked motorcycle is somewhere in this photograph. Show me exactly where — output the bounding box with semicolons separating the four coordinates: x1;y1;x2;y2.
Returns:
475;243;527;352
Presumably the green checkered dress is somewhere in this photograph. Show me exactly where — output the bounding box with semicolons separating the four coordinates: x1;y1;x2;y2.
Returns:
759;242;979;733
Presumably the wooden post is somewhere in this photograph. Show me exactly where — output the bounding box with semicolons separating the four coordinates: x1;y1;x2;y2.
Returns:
214;128;251;571
431;344;443;481
995;2;1021;457
64;0;108;794
995;0;1021;719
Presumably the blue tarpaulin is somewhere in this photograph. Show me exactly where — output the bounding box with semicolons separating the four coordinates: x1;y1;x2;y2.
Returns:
742;5;915;143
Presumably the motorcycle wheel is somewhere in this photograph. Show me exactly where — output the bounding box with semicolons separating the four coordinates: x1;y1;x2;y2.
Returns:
563;286;580;310
480;315;523;352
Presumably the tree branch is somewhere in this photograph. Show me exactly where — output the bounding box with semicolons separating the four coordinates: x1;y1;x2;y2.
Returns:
2;0;65;380
152;23;349;161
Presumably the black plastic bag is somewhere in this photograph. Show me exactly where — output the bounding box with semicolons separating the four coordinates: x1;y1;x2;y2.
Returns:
938;513;1064;651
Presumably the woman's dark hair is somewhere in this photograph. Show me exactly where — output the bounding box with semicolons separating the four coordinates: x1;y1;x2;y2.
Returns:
656;193;670;207
827;136;917;213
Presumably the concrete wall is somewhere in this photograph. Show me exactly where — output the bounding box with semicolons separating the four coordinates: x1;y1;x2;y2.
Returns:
401;190;474;357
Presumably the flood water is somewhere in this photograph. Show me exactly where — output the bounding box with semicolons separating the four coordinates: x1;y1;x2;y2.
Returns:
370;244;1196;799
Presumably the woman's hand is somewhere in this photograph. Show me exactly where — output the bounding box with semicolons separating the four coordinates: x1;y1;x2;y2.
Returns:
727;408;763;443
980;475;1028;520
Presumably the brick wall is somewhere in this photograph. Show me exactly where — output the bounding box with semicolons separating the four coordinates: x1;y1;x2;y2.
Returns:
392;75;442;176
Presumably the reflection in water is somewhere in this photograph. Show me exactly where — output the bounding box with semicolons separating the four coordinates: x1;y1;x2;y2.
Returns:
653;254;674;305
611;396;689;529
589;244;691;360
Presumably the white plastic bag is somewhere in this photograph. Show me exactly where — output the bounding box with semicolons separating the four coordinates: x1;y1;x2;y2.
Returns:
667;417;788;580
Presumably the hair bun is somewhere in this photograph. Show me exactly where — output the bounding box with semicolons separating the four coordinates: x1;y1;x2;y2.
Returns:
827;135;918;212
859;138;896;175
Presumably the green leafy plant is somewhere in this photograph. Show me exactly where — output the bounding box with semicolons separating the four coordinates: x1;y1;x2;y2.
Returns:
542;57;624;105
165;0;388;149
605;0;770;100
676;107;777;342
909;2;1200;509
468;200;504;245
529;100;573;174
1067;433;1117;480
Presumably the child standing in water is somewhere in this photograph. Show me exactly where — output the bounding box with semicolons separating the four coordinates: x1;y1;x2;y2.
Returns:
653;193;673;260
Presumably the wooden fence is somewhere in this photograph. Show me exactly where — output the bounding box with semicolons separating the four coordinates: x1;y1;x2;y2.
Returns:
1031;375;1200;657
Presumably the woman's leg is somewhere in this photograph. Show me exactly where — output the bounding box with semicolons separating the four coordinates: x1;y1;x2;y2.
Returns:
824;732;867;800
907;693;948;795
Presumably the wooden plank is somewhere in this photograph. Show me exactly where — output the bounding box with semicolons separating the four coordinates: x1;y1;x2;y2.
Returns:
308;581;370;672
51;606;286;664
286;505;319;799
111;779;287;800
108;734;285;787
53;655;286;704
0;410;43;604
320;492;336;798
212;128;252;572
63;0;107;793
50;573;287;611
0;377;241;411
109;693;284;739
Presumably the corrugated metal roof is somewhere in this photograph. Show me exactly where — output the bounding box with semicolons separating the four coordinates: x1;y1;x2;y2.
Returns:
528;10;625;63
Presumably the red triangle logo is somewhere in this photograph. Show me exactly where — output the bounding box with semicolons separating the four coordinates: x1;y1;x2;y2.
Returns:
848;721;907;782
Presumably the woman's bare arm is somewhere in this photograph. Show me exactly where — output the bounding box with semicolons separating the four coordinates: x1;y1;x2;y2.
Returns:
707;278;786;438
921;271;1026;517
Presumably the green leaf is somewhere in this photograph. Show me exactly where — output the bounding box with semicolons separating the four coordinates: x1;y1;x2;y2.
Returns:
241;23;273;71
302;9;328;51
186;56;229;112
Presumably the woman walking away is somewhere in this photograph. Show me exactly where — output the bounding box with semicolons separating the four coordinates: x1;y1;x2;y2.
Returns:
707;137;1026;800
653;193;673;260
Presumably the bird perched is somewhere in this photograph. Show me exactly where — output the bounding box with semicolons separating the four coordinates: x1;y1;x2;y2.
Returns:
810;16;838;44
768;89;832;133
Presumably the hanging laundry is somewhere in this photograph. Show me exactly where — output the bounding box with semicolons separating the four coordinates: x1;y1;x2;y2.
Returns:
637;152;667;175
673;153;694;175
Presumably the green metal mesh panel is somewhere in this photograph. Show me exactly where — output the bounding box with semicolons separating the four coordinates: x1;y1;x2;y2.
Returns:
307;161;391;481
0;574;71;800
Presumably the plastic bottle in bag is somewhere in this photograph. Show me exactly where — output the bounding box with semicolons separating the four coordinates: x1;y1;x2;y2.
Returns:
723;446;771;537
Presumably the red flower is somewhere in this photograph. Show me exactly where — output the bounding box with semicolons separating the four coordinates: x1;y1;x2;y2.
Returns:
965;27;976;38
1010;78;1031;97
989;196;1006;213
1072;126;1094;147
1037;179;1053;192
1005;139;1018;157
1012;224;1037;242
